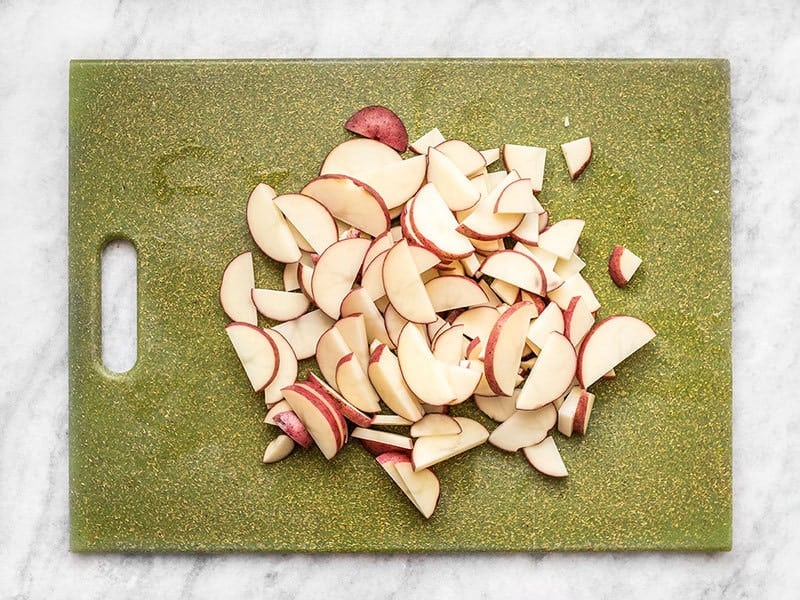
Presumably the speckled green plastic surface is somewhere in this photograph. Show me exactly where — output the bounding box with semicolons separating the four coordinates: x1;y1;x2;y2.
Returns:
69;59;731;552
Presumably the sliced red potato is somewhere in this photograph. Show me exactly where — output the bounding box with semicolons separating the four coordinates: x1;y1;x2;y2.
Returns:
335;352;382;413
547;272;600;313
281;383;347;459
456;172;525;240
304;372;373;428
460;252;482;277
523;436;568;478
516;331;577;410
251;289;310;322
425;316;449;342
294;381;350;448
576;315;656;388
371;414;413;427
485;170;510;190
340;287;392;347
424;275;489;313
344;105;408;152
272;410;313;449
441;362;482;403
464;336;484;360
333;313;370;374
477;279;503;307
558;386;596;436
538;219;585;260
376;452;440;519
383;303;410;348
283;261;300;292
411;417;489;471
383;239;437;324
301;174;390;237
501;144;547;193
493;178;542;214
220;251;257;324
272;309;335;360
320;137;401;180
526;301;565;351
426;147;481;211
353;428;413;454
608;245;642;287
225;322;279;391
396;322;455;406
510;212;541;245
514;242;558;272
358;154;427;210
409;127;446;154
483;301;538;396
479;147;500;165
315;325;351;390
360;248;389;300
479;250;547;296
246;183;303;264
488;404;557;452
435;139;487;177
367;343;425;422
361;231;394;275
264;399;291;424
474;391;519;423
272;193;339;255
431;324;467;365
409;413;463;437
296;259;315;302
554;252;586;280
262;434;295;464
452;305;501;340
562;295;595;347
408;184;474;259
561;137;592;179
394;460;440;519
310;237;371;319
489;278;520;306
261;328;299;406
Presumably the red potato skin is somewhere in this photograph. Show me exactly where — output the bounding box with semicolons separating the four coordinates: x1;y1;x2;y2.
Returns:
562;296;581;341
272;411;314;449
304;373;373;428
360;438;412;457
369;343;386;365
376;451;413;465
569;144;593;180
344;105;409;153
407;201;473;261
483;301;536;396
465;336;482;359
303;173;391;234
575;314;654;388
572;391;591;435
608;245;630;287
285;382;348;450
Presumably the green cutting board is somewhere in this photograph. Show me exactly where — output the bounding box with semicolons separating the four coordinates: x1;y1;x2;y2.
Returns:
69;59;731;552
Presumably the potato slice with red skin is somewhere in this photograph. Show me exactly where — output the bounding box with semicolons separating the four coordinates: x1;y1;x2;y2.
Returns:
344;105;408;152
608;245;643;287
483;301;538;396
220;252;257;324
225;322;279;392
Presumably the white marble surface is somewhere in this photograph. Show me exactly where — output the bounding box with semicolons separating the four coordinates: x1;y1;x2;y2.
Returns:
2;0;799;598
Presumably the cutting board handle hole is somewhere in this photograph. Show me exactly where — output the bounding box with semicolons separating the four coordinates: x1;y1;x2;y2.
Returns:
101;239;137;373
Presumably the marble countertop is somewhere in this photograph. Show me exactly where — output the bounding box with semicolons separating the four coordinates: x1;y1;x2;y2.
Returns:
2;1;799;598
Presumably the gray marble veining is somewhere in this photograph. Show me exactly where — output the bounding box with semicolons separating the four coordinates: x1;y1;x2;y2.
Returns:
2;0;800;598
